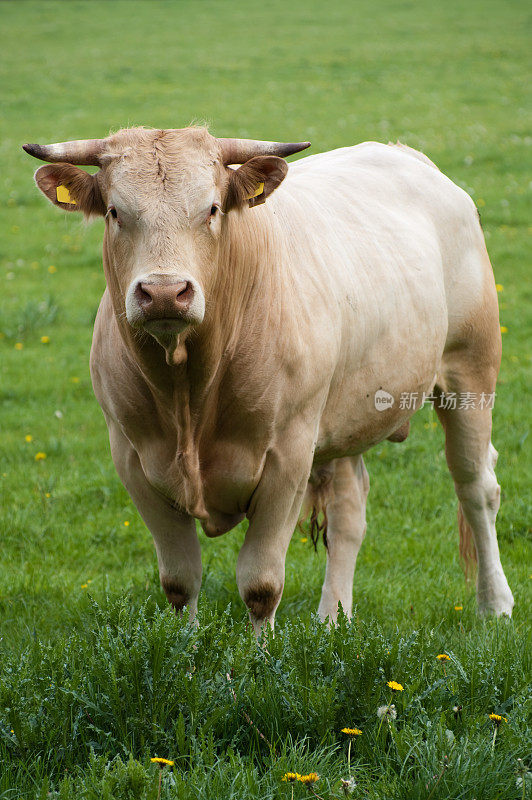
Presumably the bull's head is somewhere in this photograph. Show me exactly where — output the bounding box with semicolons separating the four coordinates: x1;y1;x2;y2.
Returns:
23;128;309;358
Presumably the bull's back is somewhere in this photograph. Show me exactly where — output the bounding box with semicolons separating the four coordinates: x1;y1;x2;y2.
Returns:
284;141;489;339
275;143;493;457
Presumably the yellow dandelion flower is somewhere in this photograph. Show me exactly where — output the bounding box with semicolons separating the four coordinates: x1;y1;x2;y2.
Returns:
495;284;503;292
25;435;33;442
150;757;174;766
48;265;57;274
70;376;80;383
14;342;23;350
45;492;51;498
40;335;50;344
437;654;450;661
124;520;130;526
282;773;301;783
81;583;88;589
341;727;362;735
454;605;463;611
300;537;308;543
387;680;404;691
500;326;508;334
489;713;507;724
299;773;319;785
34;452;47;461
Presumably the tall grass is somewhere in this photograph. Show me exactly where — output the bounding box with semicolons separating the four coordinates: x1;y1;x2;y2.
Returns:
1;599;530;798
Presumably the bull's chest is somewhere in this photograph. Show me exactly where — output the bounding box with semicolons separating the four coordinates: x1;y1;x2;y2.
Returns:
134;430;262;536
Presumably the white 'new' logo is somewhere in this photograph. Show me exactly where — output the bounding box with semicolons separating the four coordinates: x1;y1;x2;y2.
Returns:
374;390;394;411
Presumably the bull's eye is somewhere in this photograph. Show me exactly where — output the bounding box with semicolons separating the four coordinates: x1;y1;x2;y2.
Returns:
106;206;119;222
206;203;220;227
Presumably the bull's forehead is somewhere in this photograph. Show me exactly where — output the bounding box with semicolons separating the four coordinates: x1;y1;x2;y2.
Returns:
102;127;223;220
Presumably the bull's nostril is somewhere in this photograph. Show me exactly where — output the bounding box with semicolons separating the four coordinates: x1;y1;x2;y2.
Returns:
136;282;153;307
176;281;189;297
175;281;192;302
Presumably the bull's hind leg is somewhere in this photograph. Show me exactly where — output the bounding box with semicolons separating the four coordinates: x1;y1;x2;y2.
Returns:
436;355;514;616
317;456;370;623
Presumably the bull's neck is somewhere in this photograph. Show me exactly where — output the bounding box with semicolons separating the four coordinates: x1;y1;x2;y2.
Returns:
105;205;291;401
200;205;292;362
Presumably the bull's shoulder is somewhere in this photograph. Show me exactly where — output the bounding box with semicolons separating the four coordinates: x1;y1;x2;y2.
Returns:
289;140;445;183
286;140;478;222
387;140;440;171
289;140;440;183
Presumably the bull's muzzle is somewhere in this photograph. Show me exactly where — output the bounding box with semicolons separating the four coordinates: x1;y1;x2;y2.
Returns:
125;273;205;335
136;279;192;316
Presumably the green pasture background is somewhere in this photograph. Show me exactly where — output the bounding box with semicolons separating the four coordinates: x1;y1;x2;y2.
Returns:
0;1;530;797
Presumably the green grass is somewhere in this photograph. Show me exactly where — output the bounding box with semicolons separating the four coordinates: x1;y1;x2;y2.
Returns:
1;0;531;797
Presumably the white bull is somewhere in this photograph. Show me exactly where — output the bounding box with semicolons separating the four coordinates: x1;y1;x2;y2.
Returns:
24;127;514;631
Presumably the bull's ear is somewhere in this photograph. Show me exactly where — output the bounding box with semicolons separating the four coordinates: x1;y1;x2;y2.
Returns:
224;155;288;211
34;163;106;217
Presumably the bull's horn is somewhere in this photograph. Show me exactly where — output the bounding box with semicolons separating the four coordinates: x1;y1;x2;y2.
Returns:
218;138;310;165
22;138;106;166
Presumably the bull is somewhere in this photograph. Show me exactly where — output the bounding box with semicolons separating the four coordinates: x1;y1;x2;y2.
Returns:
23;127;514;632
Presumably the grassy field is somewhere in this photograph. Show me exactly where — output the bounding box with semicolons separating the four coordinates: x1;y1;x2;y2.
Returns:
1;0;531;797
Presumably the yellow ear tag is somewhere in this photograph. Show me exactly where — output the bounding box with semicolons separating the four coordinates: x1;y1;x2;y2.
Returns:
247;182;264;200
56;185;76;205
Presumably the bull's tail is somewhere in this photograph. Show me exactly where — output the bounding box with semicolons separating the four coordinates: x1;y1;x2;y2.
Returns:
458;502;478;581
308;504;329;550
300;464;335;550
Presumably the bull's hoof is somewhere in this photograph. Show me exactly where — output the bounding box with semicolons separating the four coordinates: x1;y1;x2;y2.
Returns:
477;583;514;618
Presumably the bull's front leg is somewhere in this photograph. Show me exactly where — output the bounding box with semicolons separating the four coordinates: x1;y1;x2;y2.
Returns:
236;441;313;634
108;422;202;618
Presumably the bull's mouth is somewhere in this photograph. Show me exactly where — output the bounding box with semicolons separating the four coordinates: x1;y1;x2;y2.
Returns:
143;317;190;334
141;319;190;366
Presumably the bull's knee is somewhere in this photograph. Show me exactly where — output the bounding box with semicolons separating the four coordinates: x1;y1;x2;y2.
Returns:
455;472;500;517
242;582;282;630
160;576;192;613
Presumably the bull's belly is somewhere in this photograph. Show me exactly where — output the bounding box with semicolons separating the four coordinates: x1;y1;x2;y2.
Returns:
315;358;440;461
